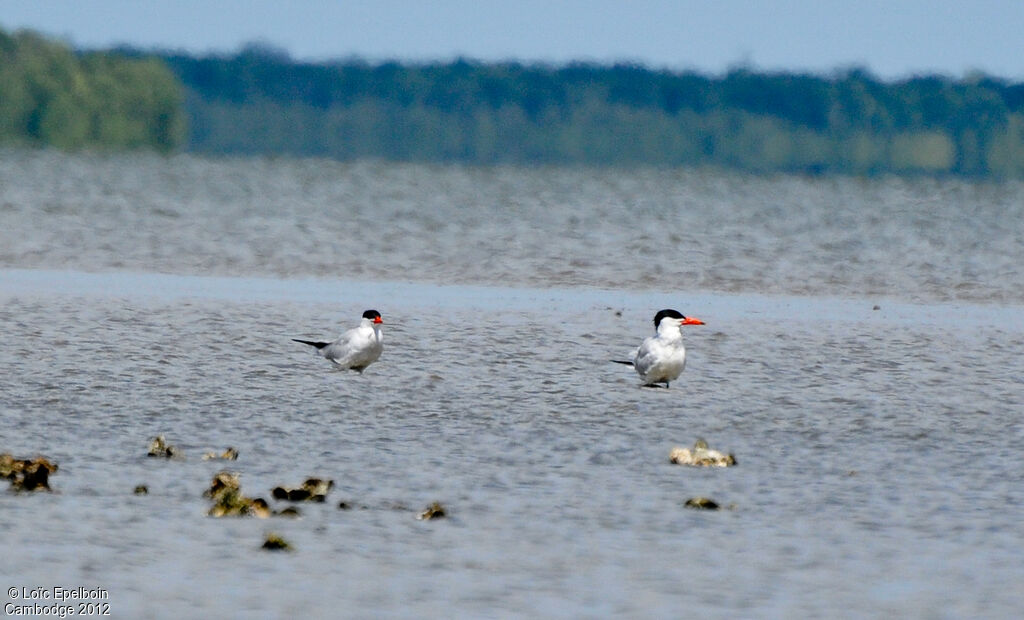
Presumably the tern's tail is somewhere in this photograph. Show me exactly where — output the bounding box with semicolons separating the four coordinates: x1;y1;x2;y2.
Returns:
293;338;330;350
610;359;634;366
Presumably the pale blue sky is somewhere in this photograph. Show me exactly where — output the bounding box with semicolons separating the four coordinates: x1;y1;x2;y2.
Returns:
2;1;1022;79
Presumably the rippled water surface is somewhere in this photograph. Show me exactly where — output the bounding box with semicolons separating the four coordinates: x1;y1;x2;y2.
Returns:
1;151;1023;618
3;150;1024;303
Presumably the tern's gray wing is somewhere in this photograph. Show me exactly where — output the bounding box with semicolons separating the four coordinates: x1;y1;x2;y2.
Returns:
323;326;382;370
632;341;657;377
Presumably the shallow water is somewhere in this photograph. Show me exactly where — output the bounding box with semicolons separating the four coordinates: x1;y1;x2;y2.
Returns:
1;151;1023;618
2;150;1023;303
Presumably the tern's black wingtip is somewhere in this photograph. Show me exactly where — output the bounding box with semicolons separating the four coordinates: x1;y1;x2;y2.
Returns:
293;338;330;349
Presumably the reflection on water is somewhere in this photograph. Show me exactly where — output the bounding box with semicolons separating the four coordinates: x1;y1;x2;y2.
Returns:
1;150;1023;617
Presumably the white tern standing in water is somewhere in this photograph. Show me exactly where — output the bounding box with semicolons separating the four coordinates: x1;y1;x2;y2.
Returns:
613;309;705;388
293;309;384;373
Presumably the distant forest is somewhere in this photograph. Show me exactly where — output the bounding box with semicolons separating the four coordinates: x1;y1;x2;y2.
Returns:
0;28;185;151
6;25;1024;177
160;45;1024;176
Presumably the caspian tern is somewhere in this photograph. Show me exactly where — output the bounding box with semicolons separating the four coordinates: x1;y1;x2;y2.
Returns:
613;309;705;388
293;309;384;373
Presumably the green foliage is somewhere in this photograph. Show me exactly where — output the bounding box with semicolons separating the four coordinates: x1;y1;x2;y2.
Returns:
159;49;1024;176
0;27;186;151
9;25;1024;176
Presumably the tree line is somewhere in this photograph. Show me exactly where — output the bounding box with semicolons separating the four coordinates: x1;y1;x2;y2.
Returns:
0;27;185;151
161;44;1024;176
5;26;1024;177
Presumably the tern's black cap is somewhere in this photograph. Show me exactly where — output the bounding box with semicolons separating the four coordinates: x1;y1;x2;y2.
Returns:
653;309;685;327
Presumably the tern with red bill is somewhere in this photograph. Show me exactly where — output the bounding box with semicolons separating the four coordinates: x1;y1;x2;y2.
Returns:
293;309;384;373
613;309;705;388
